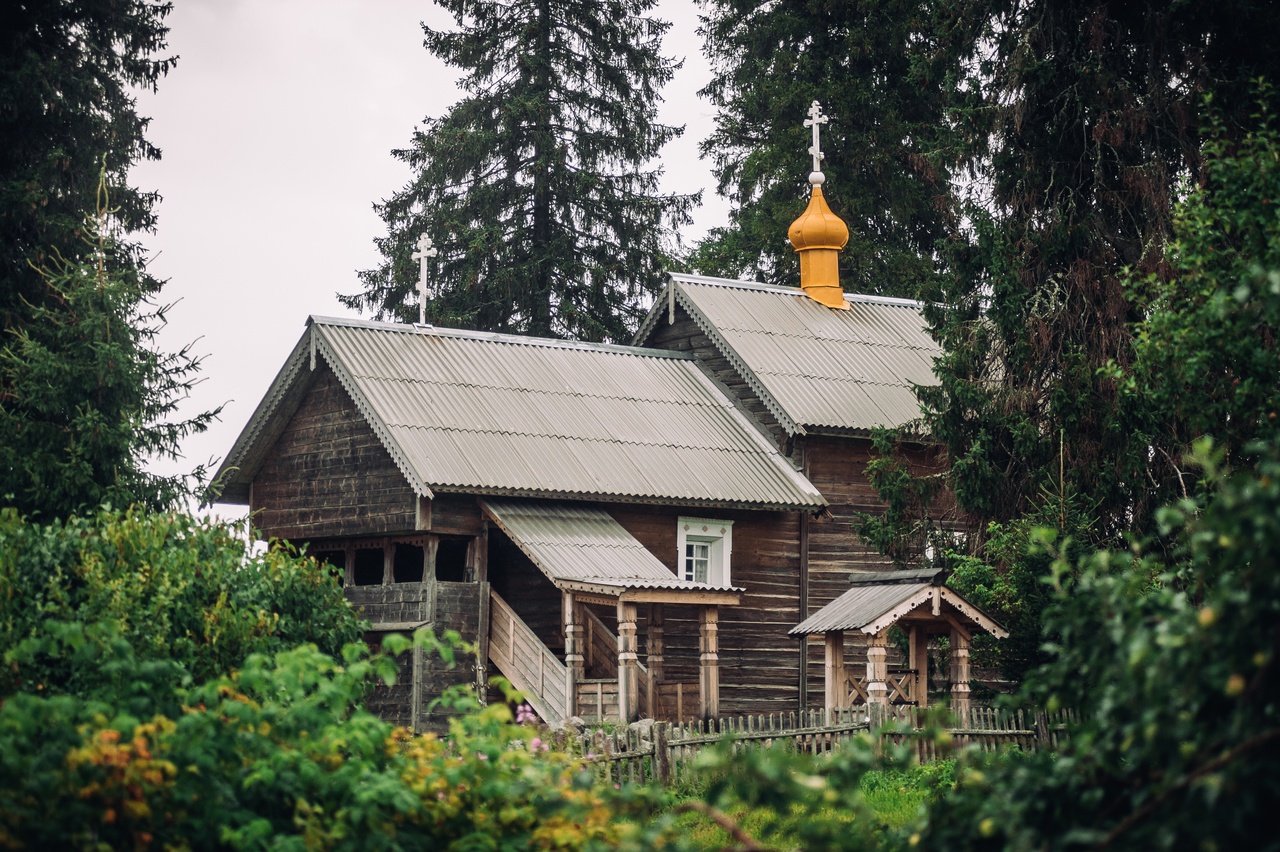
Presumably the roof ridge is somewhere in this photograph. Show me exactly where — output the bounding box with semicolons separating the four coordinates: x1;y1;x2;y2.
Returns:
389;423;787;453
309;315;694;360
345;374;726;404
669;273;926;309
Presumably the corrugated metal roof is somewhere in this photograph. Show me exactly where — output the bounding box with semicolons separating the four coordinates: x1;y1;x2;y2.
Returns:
789;571;1008;637
636;274;939;434
789;582;929;635
218;316;825;510
482;499;741;593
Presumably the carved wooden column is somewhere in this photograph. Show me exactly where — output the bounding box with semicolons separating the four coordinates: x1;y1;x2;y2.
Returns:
564;593;584;720
867;630;889;708
647;603;664;719
617;600;639;722
699;606;720;720
824;631;846;716
950;626;972;722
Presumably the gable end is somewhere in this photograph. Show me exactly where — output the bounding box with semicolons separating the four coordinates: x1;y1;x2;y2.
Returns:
250;364;418;540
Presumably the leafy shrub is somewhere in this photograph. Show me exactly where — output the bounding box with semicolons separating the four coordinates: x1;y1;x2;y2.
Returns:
0;508;364;703
0;635;667;850
907;439;1280;849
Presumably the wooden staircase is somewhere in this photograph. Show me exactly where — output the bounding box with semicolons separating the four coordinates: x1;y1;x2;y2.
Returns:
582;608;698;723
487;589;570;723
487;591;700;724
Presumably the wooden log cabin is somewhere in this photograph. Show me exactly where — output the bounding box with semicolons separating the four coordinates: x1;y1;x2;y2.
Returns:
214;137;962;728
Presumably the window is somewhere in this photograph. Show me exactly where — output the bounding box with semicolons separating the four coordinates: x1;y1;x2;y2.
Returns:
677;517;733;586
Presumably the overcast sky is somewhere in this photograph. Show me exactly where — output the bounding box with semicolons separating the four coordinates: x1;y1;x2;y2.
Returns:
129;1;731;517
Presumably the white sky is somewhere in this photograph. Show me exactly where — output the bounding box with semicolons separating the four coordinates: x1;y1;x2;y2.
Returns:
129;0;731;516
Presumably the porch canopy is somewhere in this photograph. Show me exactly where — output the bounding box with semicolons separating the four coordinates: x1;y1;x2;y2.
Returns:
790;568;1006;716
481;498;741;721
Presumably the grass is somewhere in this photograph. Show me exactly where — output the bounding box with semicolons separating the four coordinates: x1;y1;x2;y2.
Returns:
667;759;956;850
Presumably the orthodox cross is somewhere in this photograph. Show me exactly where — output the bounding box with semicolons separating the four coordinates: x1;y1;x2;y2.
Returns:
804;100;828;184
411;232;438;325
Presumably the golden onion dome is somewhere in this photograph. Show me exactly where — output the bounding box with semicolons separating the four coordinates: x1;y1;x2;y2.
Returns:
787;184;850;252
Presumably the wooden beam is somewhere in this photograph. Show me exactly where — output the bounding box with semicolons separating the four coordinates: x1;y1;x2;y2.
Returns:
564;593;583;720
909;624;928;709
823;631;845;715
699;606;720;720
617;600;639;722
617;588;741;605
799;506;810;709
867;631;889;708
553;582;741;606
950;627;972;722
647;603;664;718
941;613;972;643
423;536;438;624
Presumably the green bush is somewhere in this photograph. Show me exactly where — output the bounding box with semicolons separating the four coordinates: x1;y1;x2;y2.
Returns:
0;635;668;850
0;508;364;703
906;439;1280;850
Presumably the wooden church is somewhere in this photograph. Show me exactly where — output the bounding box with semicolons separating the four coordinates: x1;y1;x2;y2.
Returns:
215;104;1002;730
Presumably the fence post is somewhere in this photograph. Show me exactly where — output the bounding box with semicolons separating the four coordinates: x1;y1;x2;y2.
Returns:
654;721;671;785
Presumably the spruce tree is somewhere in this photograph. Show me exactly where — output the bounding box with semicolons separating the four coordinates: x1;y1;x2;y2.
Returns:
919;0;1280;543
691;0;964;297
0;2;215;519
348;0;697;342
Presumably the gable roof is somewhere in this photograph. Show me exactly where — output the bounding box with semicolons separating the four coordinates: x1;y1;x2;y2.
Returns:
481;498;742;600
634;274;939;436
788;569;1008;638
216;316;825;511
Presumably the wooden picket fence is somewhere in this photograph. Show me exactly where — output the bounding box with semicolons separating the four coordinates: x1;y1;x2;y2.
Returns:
564;704;1074;786
875;704;1076;764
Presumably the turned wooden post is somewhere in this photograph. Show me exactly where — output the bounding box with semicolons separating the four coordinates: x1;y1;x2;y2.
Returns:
564;593;583;719
647;603;664;718
950;626;972;722
824;630;846;717
867;630;889;708
617;600;639;722
699;605;720;720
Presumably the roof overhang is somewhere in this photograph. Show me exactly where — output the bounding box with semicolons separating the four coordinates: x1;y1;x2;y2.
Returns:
481;498;744;605
789;572;1008;639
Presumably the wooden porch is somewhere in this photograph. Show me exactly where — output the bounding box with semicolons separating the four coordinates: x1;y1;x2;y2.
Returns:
792;569;1009;718
487;585;732;725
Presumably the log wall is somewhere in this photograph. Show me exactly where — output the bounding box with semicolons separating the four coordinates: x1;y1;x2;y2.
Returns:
251;365;416;540
608;504;803;717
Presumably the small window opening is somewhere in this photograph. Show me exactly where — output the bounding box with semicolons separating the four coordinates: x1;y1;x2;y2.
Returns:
354;548;384;586
311;550;346;586
677;517;733;586
684;541;711;584
393;543;425;584
436;537;469;582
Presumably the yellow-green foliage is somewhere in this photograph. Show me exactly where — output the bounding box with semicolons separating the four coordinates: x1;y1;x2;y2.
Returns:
0;638;669;850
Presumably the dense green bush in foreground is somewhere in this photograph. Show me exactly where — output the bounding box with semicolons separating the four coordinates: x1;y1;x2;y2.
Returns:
0;639;667;850
0;508;363;704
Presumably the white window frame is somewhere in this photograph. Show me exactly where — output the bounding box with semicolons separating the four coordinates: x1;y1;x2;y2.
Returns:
677;517;733;586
